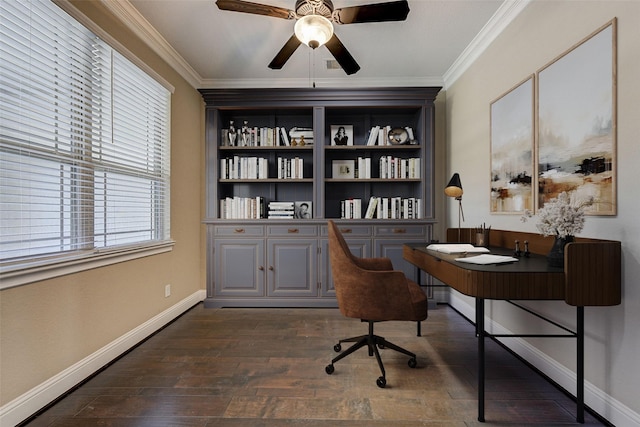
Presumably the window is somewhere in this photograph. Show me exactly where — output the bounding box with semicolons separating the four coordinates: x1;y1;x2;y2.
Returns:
0;1;171;282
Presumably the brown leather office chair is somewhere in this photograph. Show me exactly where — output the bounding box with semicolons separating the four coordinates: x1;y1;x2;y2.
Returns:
325;220;428;388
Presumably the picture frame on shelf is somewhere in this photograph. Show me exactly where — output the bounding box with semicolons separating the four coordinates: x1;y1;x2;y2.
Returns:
294;201;312;219
331;125;354;146
332;159;355;179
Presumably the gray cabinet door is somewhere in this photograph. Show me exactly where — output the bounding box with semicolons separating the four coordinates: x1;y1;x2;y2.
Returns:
267;238;318;297
320;238;372;297
214;239;265;297
375;238;418;282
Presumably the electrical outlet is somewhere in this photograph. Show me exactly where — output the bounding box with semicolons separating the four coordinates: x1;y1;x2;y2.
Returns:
164;284;171;298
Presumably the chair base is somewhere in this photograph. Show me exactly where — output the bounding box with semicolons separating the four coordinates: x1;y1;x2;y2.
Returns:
325;321;418;388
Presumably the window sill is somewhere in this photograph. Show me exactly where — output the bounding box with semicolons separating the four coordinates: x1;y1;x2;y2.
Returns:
0;241;175;290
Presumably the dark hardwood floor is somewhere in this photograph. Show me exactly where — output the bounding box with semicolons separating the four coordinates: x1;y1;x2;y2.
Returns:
23;303;607;426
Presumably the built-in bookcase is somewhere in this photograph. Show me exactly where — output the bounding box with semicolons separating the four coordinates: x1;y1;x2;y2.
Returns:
200;87;440;307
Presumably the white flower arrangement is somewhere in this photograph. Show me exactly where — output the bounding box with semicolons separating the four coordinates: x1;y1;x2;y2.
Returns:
521;192;594;238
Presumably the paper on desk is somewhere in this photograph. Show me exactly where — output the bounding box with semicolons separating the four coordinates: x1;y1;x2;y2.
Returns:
454;254;519;265
426;243;490;254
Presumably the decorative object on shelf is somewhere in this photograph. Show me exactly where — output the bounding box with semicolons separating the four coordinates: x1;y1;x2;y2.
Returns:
294;201;312;219
445;173;464;242
521;191;594;267
299;135;306;146
331;125;353;146
228;120;237;146
388;127;409;145
332;159;355;179
241;120;250;146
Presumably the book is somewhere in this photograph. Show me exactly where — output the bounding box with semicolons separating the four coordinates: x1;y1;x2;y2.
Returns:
427;244;490;254
364;196;378;219
455;254;519;265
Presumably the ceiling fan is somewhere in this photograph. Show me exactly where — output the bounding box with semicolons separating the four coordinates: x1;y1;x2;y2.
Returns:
215;0;410;75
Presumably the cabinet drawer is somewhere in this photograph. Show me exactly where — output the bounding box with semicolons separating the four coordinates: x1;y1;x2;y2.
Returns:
268;225;318;237
375;224;426;237
215;225;264;236
320;225;372;237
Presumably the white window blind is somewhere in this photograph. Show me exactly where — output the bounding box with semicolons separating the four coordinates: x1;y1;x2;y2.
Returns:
0;0;171;269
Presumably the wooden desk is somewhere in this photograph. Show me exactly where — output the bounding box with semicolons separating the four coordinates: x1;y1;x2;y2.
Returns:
403;228;621;423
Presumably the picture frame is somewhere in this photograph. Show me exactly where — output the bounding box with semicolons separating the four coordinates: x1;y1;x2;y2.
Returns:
536;19;617;215
330;125;354;146
490;75;534;214
294;201;312;219
332;159;355;179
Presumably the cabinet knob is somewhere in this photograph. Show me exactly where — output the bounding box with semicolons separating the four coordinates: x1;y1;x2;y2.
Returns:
268;266;274;271
341;228;352;234
393;228;407;234
234;228;245;233
258;266;264;271
287;228;299;234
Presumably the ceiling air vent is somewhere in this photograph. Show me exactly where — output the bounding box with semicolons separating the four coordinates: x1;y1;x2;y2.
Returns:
325;59;342;70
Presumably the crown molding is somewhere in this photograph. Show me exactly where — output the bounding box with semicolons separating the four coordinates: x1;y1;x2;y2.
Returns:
100;0;202;89
443;0;531;89
198;75;444;89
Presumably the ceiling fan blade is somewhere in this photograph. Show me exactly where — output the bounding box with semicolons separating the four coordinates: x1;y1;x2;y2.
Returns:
268;34;302;69
333;0;409;24
215;0;294;20
324;34;360;75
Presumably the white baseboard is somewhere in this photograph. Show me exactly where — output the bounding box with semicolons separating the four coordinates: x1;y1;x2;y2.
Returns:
448;292;640;427
0;289;206;427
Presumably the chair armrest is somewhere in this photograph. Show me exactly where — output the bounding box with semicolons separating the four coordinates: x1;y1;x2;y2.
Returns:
352;256;393;271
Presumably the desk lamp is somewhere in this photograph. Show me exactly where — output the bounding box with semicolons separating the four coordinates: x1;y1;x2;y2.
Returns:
445;173;465;242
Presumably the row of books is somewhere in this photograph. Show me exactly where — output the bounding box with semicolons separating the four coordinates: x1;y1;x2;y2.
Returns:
220;196;266;219
221;126;314;147
340;196;422;219
366;126;416;146
220;156;268;180
220;156;305;180
277;157;304;179
379;156;421;179
219;199;313;219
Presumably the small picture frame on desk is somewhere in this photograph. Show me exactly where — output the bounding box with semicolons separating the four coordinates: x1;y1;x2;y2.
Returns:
331;125;353;146
332;160;355;179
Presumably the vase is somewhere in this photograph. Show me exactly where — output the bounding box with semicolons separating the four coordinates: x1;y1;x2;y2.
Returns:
547;235;574;268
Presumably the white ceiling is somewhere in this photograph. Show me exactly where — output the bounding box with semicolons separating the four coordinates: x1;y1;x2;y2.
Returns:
107;0;529;89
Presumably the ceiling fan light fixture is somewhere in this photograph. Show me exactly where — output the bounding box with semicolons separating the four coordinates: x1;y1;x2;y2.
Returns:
294;14;334;49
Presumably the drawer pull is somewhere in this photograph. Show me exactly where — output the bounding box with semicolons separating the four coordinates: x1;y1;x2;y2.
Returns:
269;266;274;271
393;228;407;234
288;228;299;234
258;266;264;271
234;228;245;233
341;228;353;234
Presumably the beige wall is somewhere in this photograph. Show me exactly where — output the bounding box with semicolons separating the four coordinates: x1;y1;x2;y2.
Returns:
0;0;205;408
445;1;640;423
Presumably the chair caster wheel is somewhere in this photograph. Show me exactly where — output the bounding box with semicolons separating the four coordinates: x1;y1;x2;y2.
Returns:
325;364;335;375
333;344;342;352
408;358;417;368
376;376;386;388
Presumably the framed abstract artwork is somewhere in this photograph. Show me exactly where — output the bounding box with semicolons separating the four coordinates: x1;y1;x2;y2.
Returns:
490;75;534;213
537;19;617;215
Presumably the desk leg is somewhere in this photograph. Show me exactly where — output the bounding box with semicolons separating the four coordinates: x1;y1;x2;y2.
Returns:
476;298;485;422
577;306;584;423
